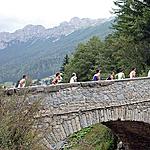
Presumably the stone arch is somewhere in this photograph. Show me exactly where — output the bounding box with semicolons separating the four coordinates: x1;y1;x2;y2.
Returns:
43;100;150;149
103;120;150;150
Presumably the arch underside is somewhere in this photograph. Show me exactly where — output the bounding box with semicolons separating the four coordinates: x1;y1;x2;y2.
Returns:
103;121;150;150
45;101;150;149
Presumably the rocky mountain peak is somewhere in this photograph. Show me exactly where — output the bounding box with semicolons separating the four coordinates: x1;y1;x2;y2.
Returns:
17;24;45;33
70;17;81;24
0;17;112;49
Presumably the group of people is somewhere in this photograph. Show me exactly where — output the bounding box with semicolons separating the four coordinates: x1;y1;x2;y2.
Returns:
51;72;77;85
16;68;150;88
93;67;149;81
52;67;149;85
15;72;77;88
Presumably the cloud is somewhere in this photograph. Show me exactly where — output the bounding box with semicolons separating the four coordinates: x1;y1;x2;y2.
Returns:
0;16;47;32
0;0;115;32
0;16;23;32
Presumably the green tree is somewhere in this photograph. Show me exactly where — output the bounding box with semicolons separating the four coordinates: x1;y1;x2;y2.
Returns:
62;0;150;81
104;34;149;76
60;54;69;73
113;0;150;41
63;37;105;82
111;0;150;73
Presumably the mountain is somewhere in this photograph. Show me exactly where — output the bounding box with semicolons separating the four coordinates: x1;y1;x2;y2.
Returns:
0;17;114;83
0;17;108;50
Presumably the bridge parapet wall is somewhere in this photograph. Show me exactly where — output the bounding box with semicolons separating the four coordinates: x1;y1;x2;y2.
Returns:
21;77;150;115
3;77;150;116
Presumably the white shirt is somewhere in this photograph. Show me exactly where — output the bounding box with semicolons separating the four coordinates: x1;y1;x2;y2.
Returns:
129;70;136;78
70;76;77;83
18;78;26;88
117;72;125;80
148;70;150;77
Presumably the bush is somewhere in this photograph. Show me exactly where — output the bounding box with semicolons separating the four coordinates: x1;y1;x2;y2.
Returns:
0;91;49;150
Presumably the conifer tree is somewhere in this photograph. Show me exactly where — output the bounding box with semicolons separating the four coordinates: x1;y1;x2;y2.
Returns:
60;54;69;72
113;0;150;41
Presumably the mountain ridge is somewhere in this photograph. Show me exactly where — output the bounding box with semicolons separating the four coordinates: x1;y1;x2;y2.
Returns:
0;17;114;83
0;17;113;50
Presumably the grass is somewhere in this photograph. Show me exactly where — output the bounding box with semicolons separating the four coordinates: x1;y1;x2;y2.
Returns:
64;124;118;150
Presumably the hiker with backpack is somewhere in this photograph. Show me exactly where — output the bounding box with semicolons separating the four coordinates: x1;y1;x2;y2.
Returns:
52;72;62;85
93;69;101;81
107;71;115;80
70;73;77;83
16;75;27;88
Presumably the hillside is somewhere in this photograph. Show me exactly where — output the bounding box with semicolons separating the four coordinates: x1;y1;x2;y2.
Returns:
0;18;114;83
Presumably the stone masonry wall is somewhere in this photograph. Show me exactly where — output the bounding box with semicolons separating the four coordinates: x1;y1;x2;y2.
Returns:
22;77;150;114
3;77;150;149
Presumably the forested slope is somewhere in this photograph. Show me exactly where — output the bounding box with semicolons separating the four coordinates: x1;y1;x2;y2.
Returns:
0;20;113;83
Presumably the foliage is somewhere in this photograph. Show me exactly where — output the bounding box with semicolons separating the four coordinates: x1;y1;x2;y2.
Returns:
60;54;69;73
69;126;92;143
64;124;118;150
104;34;150;76
62;1;150;81
63;37;105;82
113;0;150;42
0;84;3;89
112;0;150;71
0;92;49;150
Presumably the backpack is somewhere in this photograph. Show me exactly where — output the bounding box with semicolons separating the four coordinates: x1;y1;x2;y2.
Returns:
93;75;98;81
107;75;111;80
15;80;20;88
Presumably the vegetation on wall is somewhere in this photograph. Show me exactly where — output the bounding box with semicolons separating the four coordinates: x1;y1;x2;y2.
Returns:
0;92;50;150
64;124;118;150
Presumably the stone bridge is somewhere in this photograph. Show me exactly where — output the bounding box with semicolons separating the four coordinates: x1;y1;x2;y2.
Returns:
6;77;150;149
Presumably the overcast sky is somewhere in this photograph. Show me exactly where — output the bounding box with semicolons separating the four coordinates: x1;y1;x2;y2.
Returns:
0;0;115;32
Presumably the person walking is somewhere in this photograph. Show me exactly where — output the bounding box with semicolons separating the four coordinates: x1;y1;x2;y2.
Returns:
52;72;62;85
93;69;101;81
129;68;136;78
70;73;77;83
148;70;150;77
115;69;125;80
107;71;115;80
17;75;27;88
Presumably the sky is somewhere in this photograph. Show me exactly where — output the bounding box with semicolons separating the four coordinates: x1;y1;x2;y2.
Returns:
0;0;115;32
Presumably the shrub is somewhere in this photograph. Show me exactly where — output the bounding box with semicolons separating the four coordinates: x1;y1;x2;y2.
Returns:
0;91;49;150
